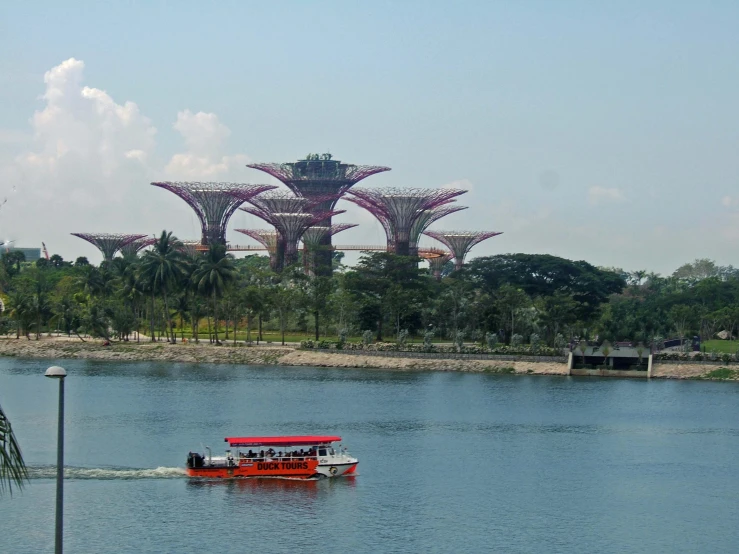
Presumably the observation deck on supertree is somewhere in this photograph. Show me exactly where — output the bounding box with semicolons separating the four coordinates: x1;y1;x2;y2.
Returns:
301;223;358;275
234;229;281;271
239;191;341;272
423;231;503;269
423;250;454;281
120;237;157;258
247;154;390;275
150;182;277;246
345;187;467;256
71;233;147;261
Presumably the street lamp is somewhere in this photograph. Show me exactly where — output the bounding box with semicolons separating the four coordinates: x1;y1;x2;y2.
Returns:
45;365;66;554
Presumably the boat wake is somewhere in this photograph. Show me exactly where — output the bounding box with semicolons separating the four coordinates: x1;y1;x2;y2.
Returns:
26;465;187;481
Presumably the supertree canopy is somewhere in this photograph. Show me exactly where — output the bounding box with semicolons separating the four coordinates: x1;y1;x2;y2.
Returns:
247;154;390;276
345;187;467;256
234;228;282;271
301;223;358;275
409;204;468;255
150;182;276;246
239;191;341;271
120;236;157;258
71;233;147;261
422;250;454;281
423;231;503;269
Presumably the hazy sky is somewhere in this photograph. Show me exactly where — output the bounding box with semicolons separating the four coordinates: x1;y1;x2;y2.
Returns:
1;1;738;273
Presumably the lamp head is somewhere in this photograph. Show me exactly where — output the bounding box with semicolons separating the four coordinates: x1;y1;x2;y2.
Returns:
45;366;67;378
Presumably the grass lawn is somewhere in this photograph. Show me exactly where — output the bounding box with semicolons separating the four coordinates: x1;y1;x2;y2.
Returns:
701;339;739;353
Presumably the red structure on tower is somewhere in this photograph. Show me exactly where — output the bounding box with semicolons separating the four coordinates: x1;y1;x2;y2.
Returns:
423;231;503;269
246;154;389;275
150;182;276;246
71;233;148;261
345;187;467;256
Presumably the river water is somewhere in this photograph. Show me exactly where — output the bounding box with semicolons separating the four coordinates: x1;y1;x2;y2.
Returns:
1;358;738;553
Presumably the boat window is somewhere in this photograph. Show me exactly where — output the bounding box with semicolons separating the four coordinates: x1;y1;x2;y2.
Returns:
319;448;327;456
329;448;335;455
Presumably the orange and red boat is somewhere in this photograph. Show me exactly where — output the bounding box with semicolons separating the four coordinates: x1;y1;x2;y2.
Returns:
186;435;358;479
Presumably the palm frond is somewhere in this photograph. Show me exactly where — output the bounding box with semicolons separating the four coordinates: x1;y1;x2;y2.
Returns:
0;402;29;496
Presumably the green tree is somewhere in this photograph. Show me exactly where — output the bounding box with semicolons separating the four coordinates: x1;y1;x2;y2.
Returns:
465;253;625;322
344;253;430;341
306;276;335;340
139;231;186;343
191;244;236;345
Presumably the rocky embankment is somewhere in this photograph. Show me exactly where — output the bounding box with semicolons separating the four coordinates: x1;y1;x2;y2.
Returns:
0;337;567;374
0;338;735;379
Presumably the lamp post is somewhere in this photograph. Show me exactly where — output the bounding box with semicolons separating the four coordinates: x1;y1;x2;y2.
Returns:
45;365;66;554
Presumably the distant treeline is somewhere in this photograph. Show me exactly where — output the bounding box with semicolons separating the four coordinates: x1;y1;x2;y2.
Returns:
0;232;733;347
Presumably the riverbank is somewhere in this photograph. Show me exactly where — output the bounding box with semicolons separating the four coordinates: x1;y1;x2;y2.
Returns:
0;338;736;379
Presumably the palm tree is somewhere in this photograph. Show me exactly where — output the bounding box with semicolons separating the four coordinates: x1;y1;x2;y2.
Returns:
191;245;236;345
6;290;31;339
139;231;186;343
172;294;190;343
0;402;28;495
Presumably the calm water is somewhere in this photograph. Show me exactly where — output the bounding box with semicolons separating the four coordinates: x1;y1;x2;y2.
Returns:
1;358;738;553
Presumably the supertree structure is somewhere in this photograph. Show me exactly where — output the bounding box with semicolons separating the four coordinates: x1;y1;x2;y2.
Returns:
423;231;503;269
345;187;467;256
71;233;147;261
247;154;390;275
120;237;157;258
421;250;454;281
239;191;341;271
234;229;282;271
177;241;204;257
301;223;358;275
408;204;468;256
150;182;277;246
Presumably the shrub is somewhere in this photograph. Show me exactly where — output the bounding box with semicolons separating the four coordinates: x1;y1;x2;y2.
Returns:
485;332;498;349
455;330;465;352
337;328;347;350
362;330;374;346
530;333;540;353
423;328;435;351
511;334;523;347
554;333;566;349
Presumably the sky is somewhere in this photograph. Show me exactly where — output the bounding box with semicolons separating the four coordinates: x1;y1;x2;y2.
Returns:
1;0;738;273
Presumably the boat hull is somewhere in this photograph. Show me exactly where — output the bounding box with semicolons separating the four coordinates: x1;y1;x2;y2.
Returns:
186;459;358;479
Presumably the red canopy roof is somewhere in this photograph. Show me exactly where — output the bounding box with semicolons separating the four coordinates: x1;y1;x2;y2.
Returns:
225;436;342;447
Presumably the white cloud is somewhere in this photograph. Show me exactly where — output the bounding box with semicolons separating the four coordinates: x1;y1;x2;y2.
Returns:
163;110;249;179
587;186;625;206
0;58;252;262
173;110;229;154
